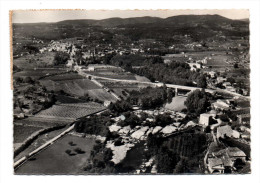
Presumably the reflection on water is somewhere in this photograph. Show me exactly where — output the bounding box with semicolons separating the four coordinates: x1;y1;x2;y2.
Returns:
164;96;187;112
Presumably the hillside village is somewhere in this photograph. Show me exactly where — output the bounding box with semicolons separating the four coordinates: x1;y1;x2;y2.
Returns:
12;14;250;174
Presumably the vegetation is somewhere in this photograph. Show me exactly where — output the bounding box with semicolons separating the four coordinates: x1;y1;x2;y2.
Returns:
184;89;211;115
83;141;116;173
110;55;206;87
146;128;207;174
127;86;174;109
53;51;70;65
74;115;111;137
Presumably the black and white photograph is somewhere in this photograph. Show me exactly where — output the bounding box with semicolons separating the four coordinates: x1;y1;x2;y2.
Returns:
9;9;253;175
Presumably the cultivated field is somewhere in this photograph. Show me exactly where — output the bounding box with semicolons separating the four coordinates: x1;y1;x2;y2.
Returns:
15;134;96;174
35;102;106;121
86;89;118;102
42;73;85;81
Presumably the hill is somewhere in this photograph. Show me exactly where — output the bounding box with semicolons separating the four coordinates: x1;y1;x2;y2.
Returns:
12;14;249;42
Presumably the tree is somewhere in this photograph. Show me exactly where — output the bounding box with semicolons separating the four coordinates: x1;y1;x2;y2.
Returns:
184;89;210;115
196;74;207;88
234;63;239;68
53;51;70;65
156;146;179;173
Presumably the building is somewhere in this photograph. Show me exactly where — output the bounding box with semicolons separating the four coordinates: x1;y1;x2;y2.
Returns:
199;111;217;126
104;100;112;107
207;146;247;174
188;62;201;71
212;100;230;111
216;77;226;84
216;125;233;139
86;64;116;71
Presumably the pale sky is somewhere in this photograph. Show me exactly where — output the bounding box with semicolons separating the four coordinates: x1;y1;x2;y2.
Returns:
12;9;249;23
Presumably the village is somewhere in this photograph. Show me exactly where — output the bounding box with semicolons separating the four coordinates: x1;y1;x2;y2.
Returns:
11;13;250;175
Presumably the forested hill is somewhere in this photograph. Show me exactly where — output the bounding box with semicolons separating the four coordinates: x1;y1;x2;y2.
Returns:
12;15;249;41
56;15;246;27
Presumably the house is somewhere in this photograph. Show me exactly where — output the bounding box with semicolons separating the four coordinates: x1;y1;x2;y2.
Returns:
238;113;250;124
216;77;226;84
207;146;247;174
227;147;247;162
226;86;236;93
208;71;216;78
223;82;232;87
212;100;230;111
232;130;241;138
188;62;201;71
104;100;111;107
216;125;233;139
208;157;229;174
199;111;217;126
185;121;196;128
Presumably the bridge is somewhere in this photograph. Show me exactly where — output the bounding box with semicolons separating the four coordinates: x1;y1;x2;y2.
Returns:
77;69;249;99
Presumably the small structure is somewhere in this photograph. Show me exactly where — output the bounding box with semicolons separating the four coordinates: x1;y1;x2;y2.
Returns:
104;100;112;107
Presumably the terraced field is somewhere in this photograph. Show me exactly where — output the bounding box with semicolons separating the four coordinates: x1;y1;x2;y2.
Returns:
35;102;106;121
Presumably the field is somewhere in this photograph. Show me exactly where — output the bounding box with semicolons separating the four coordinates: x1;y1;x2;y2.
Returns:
35;102;106;121
163;51;234;68
86;89;118;102
40;78;101;96
14;117;72;128
134;75;150;82
13;52;56;69
55;95;86;104
14;124;43;144
42;73;85;81
14;68;67;80
85;67;137;80
14;126;67;161
15;134;96;174
97;80;140;99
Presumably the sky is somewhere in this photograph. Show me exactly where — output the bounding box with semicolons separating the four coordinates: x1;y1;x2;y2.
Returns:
12;9;249;23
